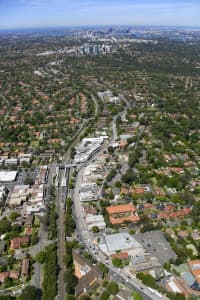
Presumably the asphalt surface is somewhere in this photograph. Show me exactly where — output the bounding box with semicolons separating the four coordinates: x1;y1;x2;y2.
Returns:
72;162;167;300
71;95;169;300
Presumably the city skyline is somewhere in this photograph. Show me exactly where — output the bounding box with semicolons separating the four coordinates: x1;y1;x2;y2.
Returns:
0;0;200;29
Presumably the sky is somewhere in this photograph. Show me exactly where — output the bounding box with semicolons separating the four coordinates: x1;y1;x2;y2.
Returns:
0;0;200;29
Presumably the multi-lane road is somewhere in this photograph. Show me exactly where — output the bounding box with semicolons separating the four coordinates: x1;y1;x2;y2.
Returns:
72;158;168;300
71;93;169;300
55;93;169;300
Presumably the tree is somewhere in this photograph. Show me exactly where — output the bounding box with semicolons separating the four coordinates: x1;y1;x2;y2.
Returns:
163;262;171;272
106;169;117;182
79;296;91;300
31;231;39;245
132;291;144;300
100;290;110;300
66;295;75;300
108;146;114;154
115;181;121;188
9;212;19;222
97;262;108;276
65;270;77;294
173;294;185;300
24;176;34;185
20;286;41;300
0;218;10;235
92;226;99;233
42;244;57;300
122;168;136;184
35;251;46;264
136;273;157;289
166;293;186;300
108;282;119;295
112;257;123;268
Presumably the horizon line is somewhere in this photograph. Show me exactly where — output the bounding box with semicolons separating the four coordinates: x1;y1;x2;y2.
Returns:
1;24;200;32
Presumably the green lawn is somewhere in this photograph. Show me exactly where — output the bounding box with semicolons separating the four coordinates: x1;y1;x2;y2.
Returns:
30;140;39;148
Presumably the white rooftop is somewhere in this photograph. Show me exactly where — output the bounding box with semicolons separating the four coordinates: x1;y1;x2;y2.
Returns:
0;171;18;182
168;280;181;293
86;215;105;223
102;233;142;253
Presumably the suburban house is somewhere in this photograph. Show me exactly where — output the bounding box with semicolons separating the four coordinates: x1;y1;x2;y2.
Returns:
10;237;29;250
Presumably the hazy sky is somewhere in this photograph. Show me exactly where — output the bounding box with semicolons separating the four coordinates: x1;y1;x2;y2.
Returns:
0;0;200;29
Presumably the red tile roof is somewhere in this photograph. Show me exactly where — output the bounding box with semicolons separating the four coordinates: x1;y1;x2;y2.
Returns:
106;204;136;214
21;258;30;276
165;205;175;212
111;252;129;260
159;208;191;219
110;215;140;225
188;260;200;285
9;270;19;280
0;272;9;283
106;204;139;225
121;187;129;195
134;187;145;194
10;237;29;250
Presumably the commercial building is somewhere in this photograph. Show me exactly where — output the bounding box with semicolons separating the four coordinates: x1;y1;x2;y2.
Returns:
99;232;144;256
86;215;106;231
74;137;104;164
79;171;101;202
106;203;140;225
4;158;18;166
29;184;44;204
0;171;18;182
8;185;30;207
79;190;100;202
35;166;48;184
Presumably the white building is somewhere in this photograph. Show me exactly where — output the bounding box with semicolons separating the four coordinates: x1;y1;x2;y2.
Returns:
86;215;106;231
74;137;104;164
0;171;18;182
4;158;18;166
8;185;30;207
0;186;7;203
108;96;120;104
99;233;145;256
79;190;99;202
